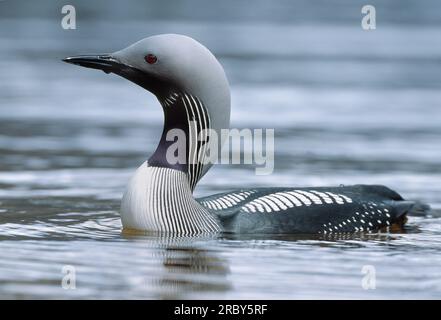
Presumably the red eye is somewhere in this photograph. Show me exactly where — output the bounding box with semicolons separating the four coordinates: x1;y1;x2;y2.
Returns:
145;54;157;64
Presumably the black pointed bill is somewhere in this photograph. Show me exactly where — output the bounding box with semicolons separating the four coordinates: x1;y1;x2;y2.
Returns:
63;54;121;74
63;53;175;95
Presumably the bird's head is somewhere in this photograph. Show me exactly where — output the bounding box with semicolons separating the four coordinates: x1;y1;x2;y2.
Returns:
63;34;230;117
64;34;231;183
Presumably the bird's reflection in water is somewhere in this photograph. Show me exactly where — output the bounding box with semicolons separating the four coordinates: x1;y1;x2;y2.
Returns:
120;225;417;299
123;230;231;299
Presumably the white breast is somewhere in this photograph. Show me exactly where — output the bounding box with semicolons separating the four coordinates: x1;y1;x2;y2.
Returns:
120;162;221;234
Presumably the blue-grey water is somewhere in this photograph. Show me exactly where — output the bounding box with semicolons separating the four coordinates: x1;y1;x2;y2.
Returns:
0;0;441;299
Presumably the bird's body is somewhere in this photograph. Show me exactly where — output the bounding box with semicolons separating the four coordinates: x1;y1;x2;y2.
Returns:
64;34;429;235
198;184;410;234
121;161;414;235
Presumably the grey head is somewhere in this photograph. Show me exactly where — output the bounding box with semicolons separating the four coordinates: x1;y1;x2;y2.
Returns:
64;34;231;188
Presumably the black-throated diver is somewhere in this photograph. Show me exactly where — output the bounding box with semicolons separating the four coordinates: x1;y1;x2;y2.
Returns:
63;34;429;235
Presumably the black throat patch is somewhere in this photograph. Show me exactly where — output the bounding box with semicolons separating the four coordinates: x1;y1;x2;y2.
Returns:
148;92;211;190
